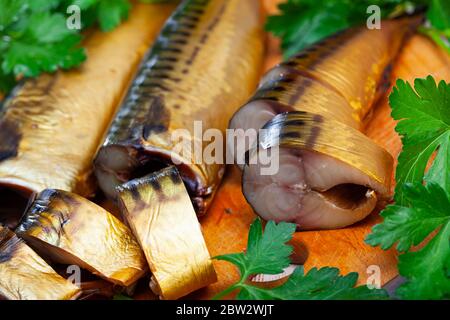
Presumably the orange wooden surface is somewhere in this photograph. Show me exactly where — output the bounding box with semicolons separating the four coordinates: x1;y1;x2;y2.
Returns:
193;0;450;299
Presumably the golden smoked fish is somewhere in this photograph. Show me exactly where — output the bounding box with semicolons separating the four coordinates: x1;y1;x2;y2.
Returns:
0;225;81;300
229;18;419;230
95;0;264;215
16;190;147;287
117;166;217;300
0;3;174;227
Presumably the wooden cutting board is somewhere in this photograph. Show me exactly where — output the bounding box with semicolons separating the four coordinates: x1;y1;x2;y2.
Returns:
192;0;450;300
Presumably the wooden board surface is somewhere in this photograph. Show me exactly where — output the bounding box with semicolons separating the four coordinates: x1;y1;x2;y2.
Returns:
192;0;450;299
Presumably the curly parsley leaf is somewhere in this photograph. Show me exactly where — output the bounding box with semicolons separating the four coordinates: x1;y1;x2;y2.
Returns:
214;218;387;300
389;76;450;203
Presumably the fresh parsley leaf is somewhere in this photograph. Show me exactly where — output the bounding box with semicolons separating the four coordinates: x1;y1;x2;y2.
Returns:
367;76;450;300
267;0;353;58
0;0;165;94
215;218;295;277
366;182;450;299
0;0;86;84
214;218;387;300
28;0;63;12
427;0;450;31
397;220;450;299
266;0;450;58
237;267;388;300
266;0;420;58
422;0;450;58
367;182;450;299
97;0;131;32
3;33;85;77
389;76;450;203
366;183;450;251
28;12;74;43
0;67;15;93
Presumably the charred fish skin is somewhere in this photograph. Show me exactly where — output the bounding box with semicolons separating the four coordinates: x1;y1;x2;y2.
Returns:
0;225;81;300
232;18;420;230
16;189;147;287
116;166;217;300
95;0;264;215
0;3;174;199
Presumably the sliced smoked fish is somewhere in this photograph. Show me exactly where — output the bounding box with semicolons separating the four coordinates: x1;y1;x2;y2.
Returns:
117;166;217;300
16;189;147;287
95;0;264;215
0;3;174;227
0;225;81;300
229;17;420;230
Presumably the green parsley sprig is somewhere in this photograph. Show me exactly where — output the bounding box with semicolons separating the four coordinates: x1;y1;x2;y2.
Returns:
267;0;449;58
213;218;388;300
366;76;450;300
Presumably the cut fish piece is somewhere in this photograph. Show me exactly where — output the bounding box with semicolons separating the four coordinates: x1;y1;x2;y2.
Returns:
117;166;217;300
95;0;264;215
16;190;147;287
243;112;392;230
0;225;81;300
229;17;421;229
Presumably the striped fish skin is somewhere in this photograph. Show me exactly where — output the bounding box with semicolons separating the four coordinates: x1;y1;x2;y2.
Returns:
16;189;147;287
95;0;264;215
117;166;217;300
0;4;174;228
230;18;420;230
0;225;81;300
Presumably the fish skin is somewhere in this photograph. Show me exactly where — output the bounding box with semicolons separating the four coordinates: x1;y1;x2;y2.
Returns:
117;166;217;300
95;0;265;215
0;4;174;197
230;17;421;229
16;189;147;287
0;225;81;300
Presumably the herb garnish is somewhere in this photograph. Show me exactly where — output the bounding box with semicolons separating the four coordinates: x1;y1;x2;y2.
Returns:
213;218;387;300
0;0;174;94
267;0;449;58
366;77;450;299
